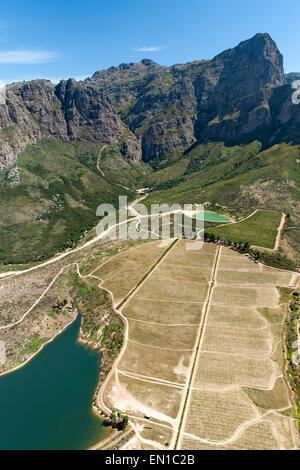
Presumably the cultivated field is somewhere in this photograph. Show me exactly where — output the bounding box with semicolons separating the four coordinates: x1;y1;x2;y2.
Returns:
92;240;171;305
207;210;282;249
99;239;299;450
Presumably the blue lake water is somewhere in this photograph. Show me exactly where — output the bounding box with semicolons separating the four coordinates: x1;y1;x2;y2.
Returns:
0;316;110;450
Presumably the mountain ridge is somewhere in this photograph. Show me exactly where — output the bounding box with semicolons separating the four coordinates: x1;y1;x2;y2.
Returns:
0;32;298;171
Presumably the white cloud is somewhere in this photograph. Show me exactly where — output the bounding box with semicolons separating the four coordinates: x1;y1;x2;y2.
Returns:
131;45;166;52
0;49;60;64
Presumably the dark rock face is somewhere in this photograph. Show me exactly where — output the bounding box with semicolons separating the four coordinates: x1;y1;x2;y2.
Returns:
87;59;202;161
55;79;123;143
194;33;284;141
0;79;141;170
0;32;298;169
88;33;286;159
268;82;300;144
0;80;68;169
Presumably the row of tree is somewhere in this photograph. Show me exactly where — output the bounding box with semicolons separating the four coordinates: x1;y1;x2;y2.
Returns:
204;232;261;260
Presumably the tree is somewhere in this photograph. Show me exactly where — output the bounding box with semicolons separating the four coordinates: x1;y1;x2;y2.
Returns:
121;415;128;430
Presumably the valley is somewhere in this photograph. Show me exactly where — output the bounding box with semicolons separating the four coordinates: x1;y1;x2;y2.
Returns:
0;187;299;449
0;30;300;451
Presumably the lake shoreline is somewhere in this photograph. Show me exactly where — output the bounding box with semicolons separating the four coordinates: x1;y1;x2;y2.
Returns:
0;315;113;450
0;315;78;378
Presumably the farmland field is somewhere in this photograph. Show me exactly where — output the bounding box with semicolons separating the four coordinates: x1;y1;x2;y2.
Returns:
97;239;299;450
206;210;282;249
92;240;172;305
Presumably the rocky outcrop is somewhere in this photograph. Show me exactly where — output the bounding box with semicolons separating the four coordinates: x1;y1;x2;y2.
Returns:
87;59;201;161
0;79;141;170
0;80;67;169
0;32;299;169
55;79;122;144
194;33;284;141
268;82;300;144
88;33;286;160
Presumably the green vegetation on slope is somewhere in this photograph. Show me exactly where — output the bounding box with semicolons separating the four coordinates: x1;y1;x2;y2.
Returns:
144;140;300;267
100;145;150;189
0;139;133;264
286;291;300;422
205;210;282;249
1;136;300;269
146;141;300;213
147;140;263;203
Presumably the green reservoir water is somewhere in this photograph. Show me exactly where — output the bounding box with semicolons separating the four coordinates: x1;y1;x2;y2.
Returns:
0;316;110;450
194;212;230;223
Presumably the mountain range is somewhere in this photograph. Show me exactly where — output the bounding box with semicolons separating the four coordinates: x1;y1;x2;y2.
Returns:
1;32;300;170
0;32;300;267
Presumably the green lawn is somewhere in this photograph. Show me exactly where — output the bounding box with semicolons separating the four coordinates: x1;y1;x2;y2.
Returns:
206;210;282;249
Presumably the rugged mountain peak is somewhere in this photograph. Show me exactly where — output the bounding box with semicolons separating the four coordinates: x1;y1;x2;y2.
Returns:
85;33;286;160
88;59;162;86
0;77;141;170
193;33;285;141
140;59;158;66
0;33;295;169
0;80;68;170
214;33;284;86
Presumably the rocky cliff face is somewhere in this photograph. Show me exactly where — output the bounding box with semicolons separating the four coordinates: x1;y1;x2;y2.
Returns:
268;83;300;144
0;33;298;170
0;79;141;170
86;58;200;161
0;80;66;169
88;33;286;159
194;33;284;141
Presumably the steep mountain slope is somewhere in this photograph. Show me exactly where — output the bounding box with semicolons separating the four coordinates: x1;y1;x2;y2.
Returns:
145;140;300;267
285;73;300;85
87;33;285;160
0;32;300;266
0;32;296;171
0;139;134;264
0;79;141;171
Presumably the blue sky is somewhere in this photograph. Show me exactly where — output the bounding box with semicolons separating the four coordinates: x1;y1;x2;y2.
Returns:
0;0;299;84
